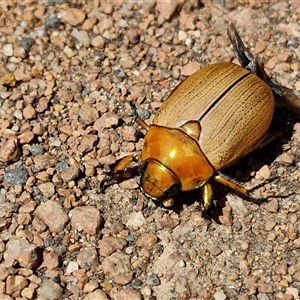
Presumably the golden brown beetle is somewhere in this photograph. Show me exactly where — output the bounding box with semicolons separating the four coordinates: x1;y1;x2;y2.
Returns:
104;25;300;210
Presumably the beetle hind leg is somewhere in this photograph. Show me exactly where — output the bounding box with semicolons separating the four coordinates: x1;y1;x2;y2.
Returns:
202;174;248;211
213;172;248;196
227;24;268;82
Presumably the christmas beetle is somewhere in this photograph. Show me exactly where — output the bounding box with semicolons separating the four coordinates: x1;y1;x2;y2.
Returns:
103;24;300;210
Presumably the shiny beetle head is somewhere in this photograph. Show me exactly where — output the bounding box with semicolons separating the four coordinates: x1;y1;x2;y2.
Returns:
139;124;215;203
140;159;181;200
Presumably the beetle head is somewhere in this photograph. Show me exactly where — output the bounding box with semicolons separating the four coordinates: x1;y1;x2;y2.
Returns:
140;159;181;200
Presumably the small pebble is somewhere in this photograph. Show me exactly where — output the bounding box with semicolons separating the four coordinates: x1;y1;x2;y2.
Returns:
214;289;227;300
150;273;160;286
0;139;21;163
265;220;276;231
71;28;90;45
3;44;13;56
265;199;279;213
19;37;34;52
181;61;201;76
91;35;105;49
257;283;273;293
45;15;61;28
275;262;288;275
136;233;158;248
276;153;294;165
126;212;146;230
6;275;28;297
80;282;96;296
70;206;102;235
4;166;28;186
38;182;55;198
66;261;79;274
79;103;99;125
30;144;44;156
84;289;109;300
59;8;85;26
6;238;38;268
98;236;127;257
155;1;180;20
102;252;134;285
37;279;63;300
60;165;82;183
35;199;69;233
77;246;99;270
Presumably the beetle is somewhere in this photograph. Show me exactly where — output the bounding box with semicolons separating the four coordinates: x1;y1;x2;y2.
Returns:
103;24;300;210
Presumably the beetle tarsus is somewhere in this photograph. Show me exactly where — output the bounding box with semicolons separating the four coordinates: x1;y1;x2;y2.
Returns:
247;176;279;193
100;176;116;193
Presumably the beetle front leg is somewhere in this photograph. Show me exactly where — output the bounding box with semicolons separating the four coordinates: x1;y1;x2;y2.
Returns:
213;172;248;196
100;155;138;192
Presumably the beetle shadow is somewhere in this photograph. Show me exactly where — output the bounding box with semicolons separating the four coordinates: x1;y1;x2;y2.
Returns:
163;188;230;224
167;181;273;224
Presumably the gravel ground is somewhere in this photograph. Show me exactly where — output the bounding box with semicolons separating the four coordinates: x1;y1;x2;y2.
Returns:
1;1;300;300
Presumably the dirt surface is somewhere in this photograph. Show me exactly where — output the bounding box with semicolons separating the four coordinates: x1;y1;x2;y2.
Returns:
1;1;300;299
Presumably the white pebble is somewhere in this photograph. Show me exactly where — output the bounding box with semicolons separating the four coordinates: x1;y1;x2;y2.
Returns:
71;28;90;44
14;109;23;120
3;44;13;56
6;63;16;72
214;289;227;300
185;37;193;46
117;19;128;28
64;45;75;58
51;139;62;147
178;30;187;41
66;261;79;274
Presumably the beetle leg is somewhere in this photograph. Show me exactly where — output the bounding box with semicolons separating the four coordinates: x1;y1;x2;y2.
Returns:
100;155;139;193
271;83;300;117
227;24;268;82
227;24;254;66
213;172;248;196
113;155;134;173
203;182;213;210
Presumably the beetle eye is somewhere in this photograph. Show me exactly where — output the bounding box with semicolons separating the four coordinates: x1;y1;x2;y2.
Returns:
166;183;180;197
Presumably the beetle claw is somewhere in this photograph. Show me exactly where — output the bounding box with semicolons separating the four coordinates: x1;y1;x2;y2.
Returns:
100;176;116;193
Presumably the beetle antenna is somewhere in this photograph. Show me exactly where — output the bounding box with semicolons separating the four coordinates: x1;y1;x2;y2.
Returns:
129;101;138;118
129;101;150;131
